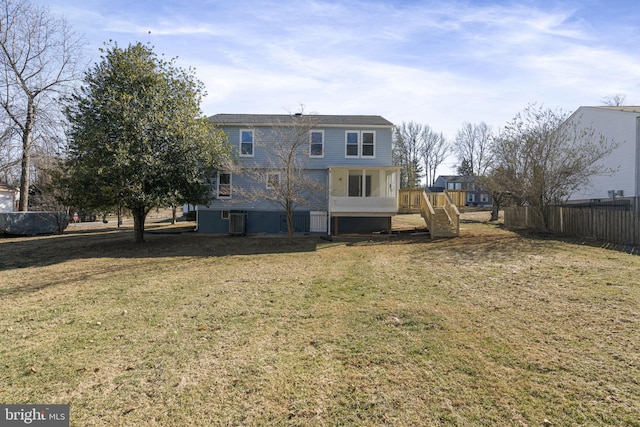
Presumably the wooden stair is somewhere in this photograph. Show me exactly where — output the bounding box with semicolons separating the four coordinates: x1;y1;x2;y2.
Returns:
419;191;460;238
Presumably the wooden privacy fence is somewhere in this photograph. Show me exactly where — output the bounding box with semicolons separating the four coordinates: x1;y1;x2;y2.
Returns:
504;206;640;246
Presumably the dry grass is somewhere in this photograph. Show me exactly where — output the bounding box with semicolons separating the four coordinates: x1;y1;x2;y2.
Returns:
1;214;638;426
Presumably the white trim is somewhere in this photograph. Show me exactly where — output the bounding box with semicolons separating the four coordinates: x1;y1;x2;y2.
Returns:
239;129;254;157
309;129;324;158
217;171;232;199
344;130;376;159
345;130;360;157
266;172;281;190
362;130;376;158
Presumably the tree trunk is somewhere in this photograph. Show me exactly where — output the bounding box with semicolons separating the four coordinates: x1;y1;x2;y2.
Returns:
490;205;499;221
132;206;148;243
172;205;177;224
285;200;293;244
18;101;35;211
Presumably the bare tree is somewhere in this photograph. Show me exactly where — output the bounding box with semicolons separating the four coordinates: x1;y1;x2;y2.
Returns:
235;111;326;243
452;122;493;176
0;0;84;210
393;121;425;188
422;127;448;187
489;103;617;229
393;121;448;188
601;93;626;107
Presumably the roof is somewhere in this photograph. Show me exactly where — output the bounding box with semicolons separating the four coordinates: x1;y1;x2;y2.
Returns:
436;175;481;183
582;106;640;114
209;114;393;127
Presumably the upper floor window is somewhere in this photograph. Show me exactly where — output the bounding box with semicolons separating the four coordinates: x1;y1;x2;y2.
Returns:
310;130;324;157
345;131;375;158
362;132;374;156
217;172;231;199
240;129;254;157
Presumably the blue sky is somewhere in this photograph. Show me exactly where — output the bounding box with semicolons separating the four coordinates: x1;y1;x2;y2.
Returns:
42;0;640;172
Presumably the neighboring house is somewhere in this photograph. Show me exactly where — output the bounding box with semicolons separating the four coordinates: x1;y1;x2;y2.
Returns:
0;184;17;213
197;114;400;235
565;106;639;207
433;175;492;207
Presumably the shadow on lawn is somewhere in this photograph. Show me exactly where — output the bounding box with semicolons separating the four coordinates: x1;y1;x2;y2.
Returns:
0;225;434;273
0;225;321;271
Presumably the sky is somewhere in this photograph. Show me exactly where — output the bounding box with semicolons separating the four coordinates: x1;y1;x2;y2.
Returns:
41;0;640;173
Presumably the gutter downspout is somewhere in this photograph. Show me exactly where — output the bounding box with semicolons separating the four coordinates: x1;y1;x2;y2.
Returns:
327;167;332;236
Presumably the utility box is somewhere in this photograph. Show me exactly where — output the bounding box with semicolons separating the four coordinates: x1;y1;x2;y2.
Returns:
229;211;247;235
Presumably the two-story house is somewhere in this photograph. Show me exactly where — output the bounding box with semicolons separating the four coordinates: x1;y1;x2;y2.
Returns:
196;114;400;235
565;106;639;208
433;175;492;207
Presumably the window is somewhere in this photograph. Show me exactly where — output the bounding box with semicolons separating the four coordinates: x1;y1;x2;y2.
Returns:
221;210;230;220
267;172;280;190
346;132;359;157
467;193;475;203
240;130;254;157
345;131;375;158
310;130;324;157
217;172;231;198
348;171;372;197
362;132;374;157
480;193;489;203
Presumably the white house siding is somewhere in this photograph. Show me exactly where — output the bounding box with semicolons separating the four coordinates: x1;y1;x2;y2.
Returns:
567;107;639;202
0;190;15;213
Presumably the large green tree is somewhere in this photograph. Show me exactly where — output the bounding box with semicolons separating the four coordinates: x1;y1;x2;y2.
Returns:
64;42;229;242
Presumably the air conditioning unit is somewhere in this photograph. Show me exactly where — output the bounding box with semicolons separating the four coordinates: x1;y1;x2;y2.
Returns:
608;190;616;198
229;211;246;235
615;190;624;197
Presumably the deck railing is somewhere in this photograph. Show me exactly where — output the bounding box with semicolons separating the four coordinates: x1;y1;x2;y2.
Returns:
398;189;466;213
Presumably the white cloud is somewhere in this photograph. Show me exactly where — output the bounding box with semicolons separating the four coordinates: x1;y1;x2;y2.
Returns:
40;0;640;175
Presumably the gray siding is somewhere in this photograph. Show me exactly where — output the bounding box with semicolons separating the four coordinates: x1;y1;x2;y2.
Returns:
224;125;394;168
199;115;395;234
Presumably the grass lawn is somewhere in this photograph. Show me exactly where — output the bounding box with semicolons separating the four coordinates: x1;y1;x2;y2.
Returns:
1;214;638;426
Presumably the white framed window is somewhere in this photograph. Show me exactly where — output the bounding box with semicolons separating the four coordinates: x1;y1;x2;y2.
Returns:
467;193;475;203
240;129;254;157
362;131;375;157
345;131;375;158
221;210;230;220
217;172;231;199
346;131;359;157
267;172;280;190
480;193;489;203
310;130;324;157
